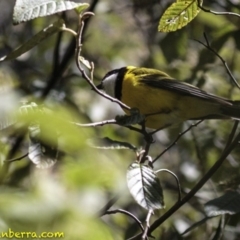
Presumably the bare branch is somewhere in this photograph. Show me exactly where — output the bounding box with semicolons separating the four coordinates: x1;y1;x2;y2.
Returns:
72;119;144;134
104;209;145;233
195;33;240;90
75;12;131;111
98;194;119;217
198;1;240;18
142;210;153;240
60;25;77;36
5;153;29;163
131;122;240;239
72;119;117;127
155;169;182;202
153;120;203;163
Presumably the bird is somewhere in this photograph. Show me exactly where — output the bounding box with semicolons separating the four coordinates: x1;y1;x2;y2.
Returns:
97;66;240;129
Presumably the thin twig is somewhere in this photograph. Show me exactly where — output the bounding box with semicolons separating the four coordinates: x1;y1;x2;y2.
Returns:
198;1;240;18
72;119;117;127
140;123;154;163
60;26;77;36
142;210;153;240
153;120;203;163
98;194;120;217
104;209;145;233
210;215;225;240
142;143;151;161
190;125;205;173
195;33;240;90
155;169;182;202
42;0;99;97
4;153;29;163
0;135;26;184
72;119;144;134
52;26;63;80
75;12;131;111
224;121;239;151
191;127;218;197
130;121;240;239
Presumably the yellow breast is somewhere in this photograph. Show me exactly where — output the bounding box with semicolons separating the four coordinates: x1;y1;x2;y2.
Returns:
121;74;220;129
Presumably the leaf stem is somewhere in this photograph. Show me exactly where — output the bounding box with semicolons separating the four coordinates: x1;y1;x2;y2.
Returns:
131;121;240;239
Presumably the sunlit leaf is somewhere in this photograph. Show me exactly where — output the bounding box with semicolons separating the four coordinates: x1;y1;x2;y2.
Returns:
87;137;137;151
0;20;64;62
204;190;240;217
13;0;89;24
75;5;91;15
126;162;164;210
158;0;201;32
18;102;45;116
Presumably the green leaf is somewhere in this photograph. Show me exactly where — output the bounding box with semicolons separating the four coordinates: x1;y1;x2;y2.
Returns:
158;0;201;32
18;102;90;153
13;0;89;24
75;4;90;15
18;102;51;120
126;162;164;210
204;190;240;217
87;137;137;151
14;102;58;168
0;20;64;61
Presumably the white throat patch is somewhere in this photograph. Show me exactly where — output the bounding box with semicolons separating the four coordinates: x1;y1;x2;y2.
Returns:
101;73;118;98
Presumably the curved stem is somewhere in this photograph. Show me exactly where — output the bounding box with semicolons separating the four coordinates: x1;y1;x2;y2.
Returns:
155;169;182;202
131;121;240;239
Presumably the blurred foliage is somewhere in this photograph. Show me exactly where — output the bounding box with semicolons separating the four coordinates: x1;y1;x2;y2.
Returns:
0;0;240;239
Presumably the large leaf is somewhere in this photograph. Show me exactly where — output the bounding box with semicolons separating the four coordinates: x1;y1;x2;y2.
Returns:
18;102;89;153
13;0;89;24
126;162;164;210
204;190;240;217
158;0;201;32
0;20;64;62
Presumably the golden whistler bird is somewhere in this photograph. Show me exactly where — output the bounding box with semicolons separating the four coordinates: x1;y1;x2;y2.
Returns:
97;66;240;129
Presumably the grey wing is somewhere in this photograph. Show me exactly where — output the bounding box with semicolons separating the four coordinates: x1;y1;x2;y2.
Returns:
140;74;232;106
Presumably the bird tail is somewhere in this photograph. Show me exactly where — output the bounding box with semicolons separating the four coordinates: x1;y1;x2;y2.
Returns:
220;101;240;120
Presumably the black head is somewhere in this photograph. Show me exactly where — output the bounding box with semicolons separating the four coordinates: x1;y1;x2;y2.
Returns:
96;67;127;99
